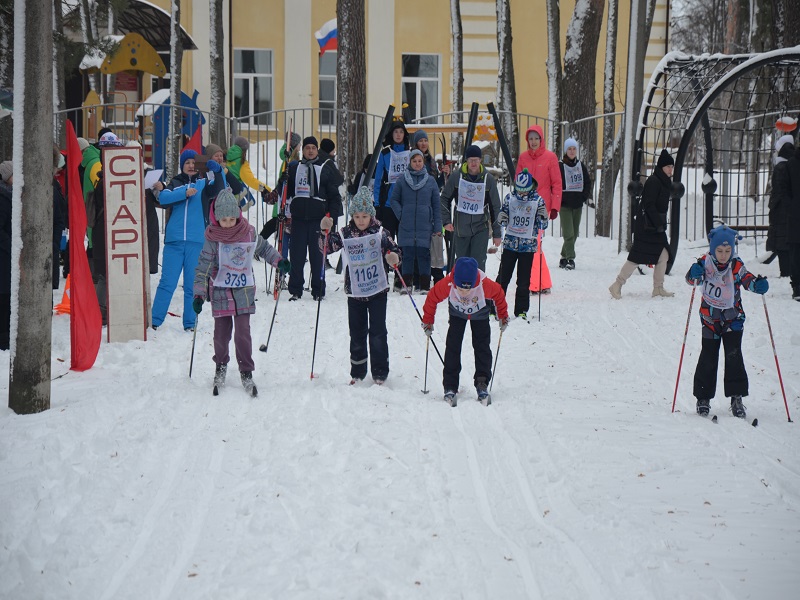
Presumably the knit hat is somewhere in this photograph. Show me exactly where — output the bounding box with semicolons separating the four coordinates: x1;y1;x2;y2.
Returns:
514;168;535;195
0;161;12;182
232;136;250;153
98;132;123;147
180;149;198;170
302;136;318;149
348;186;376;217
775;134;794;153
409;149;424;161
214;188;240;220
452;257;479;289
411;130;428;147
465;145;482;160
97;127;113;140
77;137;90;152
320;138;335;154
656;149;674;169
289;132;301;151
205;143;224;161
708;225;740;255
563;137;578;154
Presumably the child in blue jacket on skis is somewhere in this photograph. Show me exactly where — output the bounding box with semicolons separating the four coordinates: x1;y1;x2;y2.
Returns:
686;225;769;419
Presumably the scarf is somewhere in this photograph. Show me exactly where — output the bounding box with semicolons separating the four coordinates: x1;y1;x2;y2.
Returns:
302;157;318;198
403;166;429;191
205;217;251;243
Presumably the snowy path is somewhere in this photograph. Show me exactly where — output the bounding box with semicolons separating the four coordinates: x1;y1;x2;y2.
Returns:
1;236;798;599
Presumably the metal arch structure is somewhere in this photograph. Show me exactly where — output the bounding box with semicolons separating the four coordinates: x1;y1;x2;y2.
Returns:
631;47;800;272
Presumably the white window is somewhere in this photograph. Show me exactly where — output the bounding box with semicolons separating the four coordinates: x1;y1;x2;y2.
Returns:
149;53;171;93
401;54;440;123
319;51;337;127
234;49;273;127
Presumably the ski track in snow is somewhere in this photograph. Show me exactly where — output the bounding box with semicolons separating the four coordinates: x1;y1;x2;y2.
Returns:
1;235;799;599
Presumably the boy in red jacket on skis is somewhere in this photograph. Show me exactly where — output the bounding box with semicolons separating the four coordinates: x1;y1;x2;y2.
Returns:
421;256;509;406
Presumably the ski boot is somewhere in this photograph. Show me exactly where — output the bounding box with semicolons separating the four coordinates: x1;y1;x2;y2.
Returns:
444;390;457;407
696;398;710;417
241;371;258;397
566;259;575;270
476;380;491;406
373;377;386;385
730;395;746;419
212;363;227;396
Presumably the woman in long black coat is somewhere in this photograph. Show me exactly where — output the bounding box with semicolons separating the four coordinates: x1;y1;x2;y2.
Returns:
609;149;676;299
767;135;795;278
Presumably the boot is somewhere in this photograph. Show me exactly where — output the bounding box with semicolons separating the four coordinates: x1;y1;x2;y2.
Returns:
418;274;430;292
241;371;258;397
214;363;227;387
696;398;710;417
652;286;675;298
609;281;623;299
431;268;444;283
730;395;746;419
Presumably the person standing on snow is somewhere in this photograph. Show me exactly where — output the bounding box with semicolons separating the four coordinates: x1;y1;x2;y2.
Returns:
411;129;447;284
440;144;502;272
516;124;562;294
193;189;290;397
495;169;549;319
685;225;768;419
787;140;800;300
767;135;794;279
319;187;402;385
609;149;676;299
373;120;410;242
558;138;593;270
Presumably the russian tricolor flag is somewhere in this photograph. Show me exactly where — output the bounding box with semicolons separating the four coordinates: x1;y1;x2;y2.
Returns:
315;18;338;55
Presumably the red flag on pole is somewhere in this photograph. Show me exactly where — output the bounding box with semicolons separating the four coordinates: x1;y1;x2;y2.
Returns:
65;120;102;371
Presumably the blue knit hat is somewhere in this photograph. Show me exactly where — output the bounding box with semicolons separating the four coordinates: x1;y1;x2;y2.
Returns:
349;186;376;217
180;149;198;170
411;130;428;147
452;256;479;289
708;225;740;255
563;137;578;155
514;168;535;195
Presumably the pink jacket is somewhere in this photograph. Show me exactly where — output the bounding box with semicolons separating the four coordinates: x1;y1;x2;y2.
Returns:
516;124;563;214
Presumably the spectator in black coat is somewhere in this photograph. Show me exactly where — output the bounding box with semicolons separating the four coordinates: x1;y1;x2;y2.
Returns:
786;144;800;301
767;135;795;278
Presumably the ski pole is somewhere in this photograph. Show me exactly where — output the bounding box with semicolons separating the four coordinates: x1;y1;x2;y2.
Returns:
310;215;331;379
671;285;696;413
189;313;199;378
259;273;284;353
489;329;504;392
392;265;445;365
421;335;430;394
761;294;792;422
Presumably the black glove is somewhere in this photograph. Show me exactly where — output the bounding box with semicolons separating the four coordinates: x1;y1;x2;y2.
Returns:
192;296;204;314
277;259;291;275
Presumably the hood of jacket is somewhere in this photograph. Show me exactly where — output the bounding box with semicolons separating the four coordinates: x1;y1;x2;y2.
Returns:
525;124;546;160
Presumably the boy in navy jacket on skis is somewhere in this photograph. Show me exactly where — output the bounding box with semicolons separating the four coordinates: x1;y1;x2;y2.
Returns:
686;225;768;419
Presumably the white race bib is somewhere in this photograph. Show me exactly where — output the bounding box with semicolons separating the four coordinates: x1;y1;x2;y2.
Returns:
448;274;487;315
342;230;389;298
214;241;256;288
702;255;735;309
563;161;584;192
507;197;536;239
457;178;486;215
294;163;323;198
388;150;410;184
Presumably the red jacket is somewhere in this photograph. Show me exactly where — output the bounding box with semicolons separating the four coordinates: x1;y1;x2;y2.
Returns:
422;270;509;323
516;124;563;214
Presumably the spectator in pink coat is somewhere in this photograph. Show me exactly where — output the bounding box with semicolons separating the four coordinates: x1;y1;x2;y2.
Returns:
516;124;563;293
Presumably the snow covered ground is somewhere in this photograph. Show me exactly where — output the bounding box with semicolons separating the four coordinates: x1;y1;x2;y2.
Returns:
1;231;798;599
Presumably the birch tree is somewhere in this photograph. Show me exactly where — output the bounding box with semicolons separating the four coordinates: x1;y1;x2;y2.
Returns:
167;0;183;179
450;0;464;157
495;0;518;162
336;0;366;183
0;0;13;161
53;0;66;146
10;0;54;413
79;0;101;93
544;0;561;151
209;0;226;145
596;0;619;237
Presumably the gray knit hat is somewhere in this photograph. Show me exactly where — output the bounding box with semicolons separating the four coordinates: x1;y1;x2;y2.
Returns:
214;189;241;220
348;186;376;217
233;136;250;154
0;161;12;182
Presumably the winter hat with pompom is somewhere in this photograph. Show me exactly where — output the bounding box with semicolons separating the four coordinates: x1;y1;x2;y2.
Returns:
514;168;535;195
232;136;250;154
348;186;376;217
214;188;241;220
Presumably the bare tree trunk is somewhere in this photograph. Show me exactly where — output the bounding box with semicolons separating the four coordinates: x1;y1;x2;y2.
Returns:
167;0;183;180
9;0;53;413
209;0;227;145
783;0;800;46
337;0;366;183
495;0;519;163
53;0;66;146
597;0;619;237
80;0;101;94
0;0;13;161
544;0;562;151
450;0;464;157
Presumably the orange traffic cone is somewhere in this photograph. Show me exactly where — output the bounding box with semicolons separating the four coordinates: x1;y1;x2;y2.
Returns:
55;274;71;315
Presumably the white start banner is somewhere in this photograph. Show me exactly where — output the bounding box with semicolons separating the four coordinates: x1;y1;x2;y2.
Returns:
102;146;149;343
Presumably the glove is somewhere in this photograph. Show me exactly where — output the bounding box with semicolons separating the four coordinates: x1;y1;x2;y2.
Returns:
258;183;267;193
586;198;596;209
752;276;769;294
385;251;400;267
549;209;558;220
206;159;222;173
276;259;291;275
277;212;287;222
421;322;434;337
320;216;334;231
279;169;289;183
264;189;279;204
536;203;548;219
497;211;509;226
689;262;704;281
192;296;204;314
499;317;509;332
